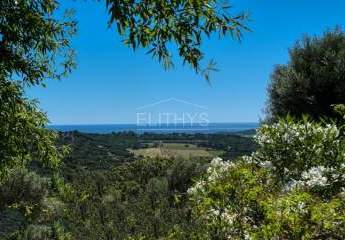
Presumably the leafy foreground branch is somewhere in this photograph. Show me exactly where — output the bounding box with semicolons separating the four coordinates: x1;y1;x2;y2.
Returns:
0;0;75;238
105;0;249;80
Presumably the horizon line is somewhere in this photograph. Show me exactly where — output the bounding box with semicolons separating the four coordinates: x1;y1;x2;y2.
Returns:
48;121;259;126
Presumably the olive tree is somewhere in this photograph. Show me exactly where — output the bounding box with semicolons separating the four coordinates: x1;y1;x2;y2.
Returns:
266;27;345;122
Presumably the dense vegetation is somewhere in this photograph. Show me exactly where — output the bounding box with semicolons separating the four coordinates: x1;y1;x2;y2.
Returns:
176;117;345;239
49;115;345;239
57;131;256;171
55;131;256;239
1;0;345;239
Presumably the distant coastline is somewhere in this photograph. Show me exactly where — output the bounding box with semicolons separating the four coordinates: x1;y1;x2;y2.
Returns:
48;122;259;134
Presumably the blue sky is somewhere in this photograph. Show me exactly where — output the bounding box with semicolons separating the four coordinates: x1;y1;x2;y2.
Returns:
27;0;345;124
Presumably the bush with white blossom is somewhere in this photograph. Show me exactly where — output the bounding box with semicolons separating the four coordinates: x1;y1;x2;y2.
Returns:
253;118;344;186
176;118;345;239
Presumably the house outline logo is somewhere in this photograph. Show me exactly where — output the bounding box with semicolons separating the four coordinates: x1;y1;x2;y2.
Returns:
136;97;208;110
135;97;210;130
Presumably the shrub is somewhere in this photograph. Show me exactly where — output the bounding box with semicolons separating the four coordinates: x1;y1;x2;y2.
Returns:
182;118;345;239
253;118;344;189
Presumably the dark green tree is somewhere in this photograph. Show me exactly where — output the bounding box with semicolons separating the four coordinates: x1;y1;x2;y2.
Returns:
0;0;76;238
266;27;345;121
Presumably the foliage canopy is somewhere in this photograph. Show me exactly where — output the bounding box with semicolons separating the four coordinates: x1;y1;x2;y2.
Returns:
105;0;248;80
266;27;345;121
0;0;76;86
0;0;75;238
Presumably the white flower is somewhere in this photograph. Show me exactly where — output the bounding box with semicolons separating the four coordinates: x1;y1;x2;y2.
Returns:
187;180;206;195
207;208;237;225
297;202;307;214
259;161;273;169
242;155;254;163
301;166;328;187
210;157;223;167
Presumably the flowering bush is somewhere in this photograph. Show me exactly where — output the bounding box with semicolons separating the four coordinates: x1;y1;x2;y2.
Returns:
254;118;344;185
186;158;273;239
181;118;345;239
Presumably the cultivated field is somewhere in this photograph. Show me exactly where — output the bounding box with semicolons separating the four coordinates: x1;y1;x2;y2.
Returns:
129;143;223;159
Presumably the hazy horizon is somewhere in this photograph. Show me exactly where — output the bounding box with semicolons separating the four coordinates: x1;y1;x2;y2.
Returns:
48;121;259;126
48;122;259;134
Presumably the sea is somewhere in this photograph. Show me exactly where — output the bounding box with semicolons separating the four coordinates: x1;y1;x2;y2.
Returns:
48;122;258;134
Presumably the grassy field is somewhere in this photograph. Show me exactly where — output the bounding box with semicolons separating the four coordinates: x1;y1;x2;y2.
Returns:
129;143;223;159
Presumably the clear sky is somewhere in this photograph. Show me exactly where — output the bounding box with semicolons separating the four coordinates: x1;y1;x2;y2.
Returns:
27;0;345;125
